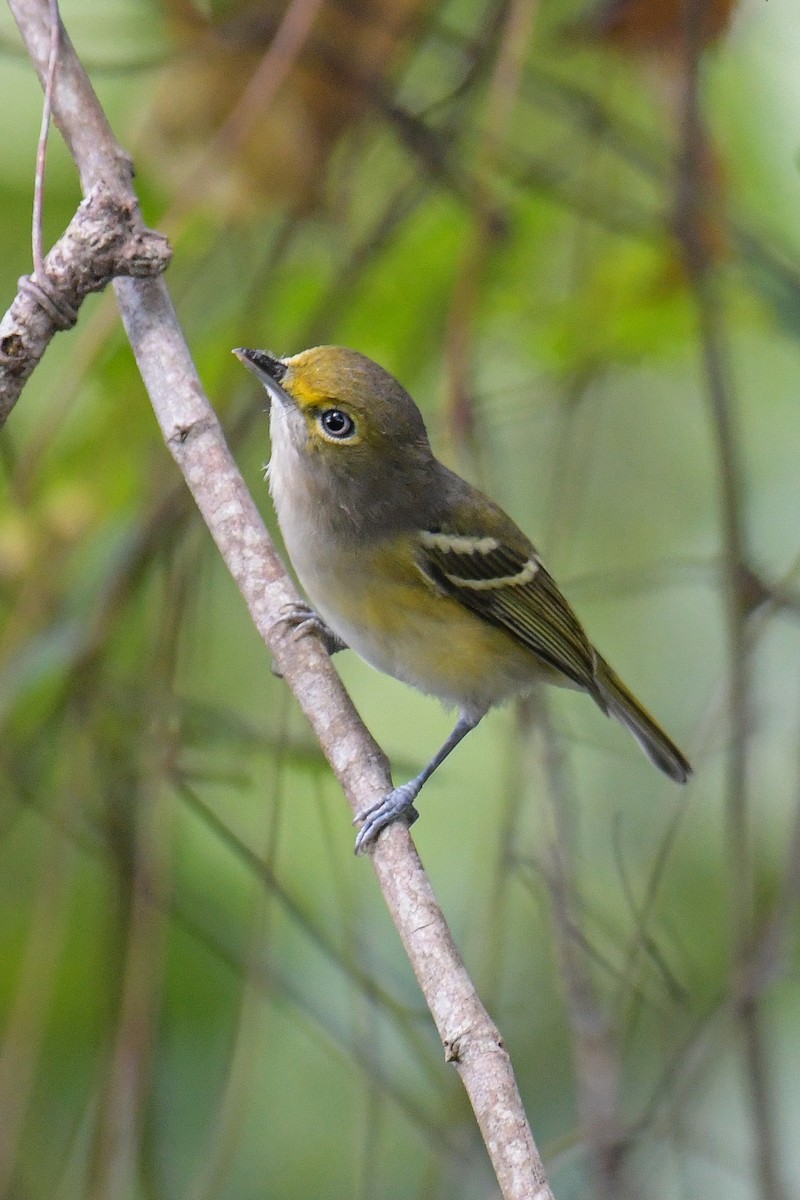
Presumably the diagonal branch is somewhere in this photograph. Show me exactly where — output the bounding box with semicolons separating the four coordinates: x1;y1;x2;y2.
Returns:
6;1;553;1196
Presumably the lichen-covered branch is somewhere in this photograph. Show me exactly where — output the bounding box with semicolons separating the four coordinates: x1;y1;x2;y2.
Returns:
0;184;170;426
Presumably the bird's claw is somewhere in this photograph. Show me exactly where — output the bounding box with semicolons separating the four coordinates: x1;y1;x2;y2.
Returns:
275;601;324;639
273;602;346;656
353;784;420;854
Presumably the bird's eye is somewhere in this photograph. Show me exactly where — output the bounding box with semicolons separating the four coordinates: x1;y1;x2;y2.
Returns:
319;409;356;439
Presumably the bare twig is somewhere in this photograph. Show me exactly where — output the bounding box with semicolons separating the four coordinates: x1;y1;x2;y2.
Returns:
88;575;185;1200
675;5;787;1199
161;0;326;228
533;694;627;1200
0;184;171;426
7;2;553;1195
31;0;60;282
0;724;78;1196
88;729;175;1200
444;0;538;459
740;769;800;1004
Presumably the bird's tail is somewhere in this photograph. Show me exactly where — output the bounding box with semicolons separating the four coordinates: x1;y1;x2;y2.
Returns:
594;655;692;783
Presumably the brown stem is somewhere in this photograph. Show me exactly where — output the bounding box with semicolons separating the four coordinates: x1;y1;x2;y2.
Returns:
675;5;787;1198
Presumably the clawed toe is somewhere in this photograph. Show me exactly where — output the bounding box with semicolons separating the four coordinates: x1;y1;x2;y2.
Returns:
272;604;347;657
275;602;318;636
274;604;325;644
353;786;420;854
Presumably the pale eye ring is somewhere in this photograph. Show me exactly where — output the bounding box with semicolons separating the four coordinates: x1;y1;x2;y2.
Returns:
320;408;355;439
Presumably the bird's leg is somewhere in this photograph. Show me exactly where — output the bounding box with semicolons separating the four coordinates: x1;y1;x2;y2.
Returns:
353;713;480;854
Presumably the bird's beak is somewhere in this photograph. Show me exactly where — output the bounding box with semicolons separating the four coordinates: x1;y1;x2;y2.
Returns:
233;347;291;406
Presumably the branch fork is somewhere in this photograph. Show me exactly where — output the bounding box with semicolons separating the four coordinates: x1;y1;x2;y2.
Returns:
0;183;171;425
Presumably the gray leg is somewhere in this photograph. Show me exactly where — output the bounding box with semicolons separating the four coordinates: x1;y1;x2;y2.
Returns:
353;713;480;854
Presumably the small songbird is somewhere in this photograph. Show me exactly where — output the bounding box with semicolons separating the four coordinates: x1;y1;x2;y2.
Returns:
235;346;691;852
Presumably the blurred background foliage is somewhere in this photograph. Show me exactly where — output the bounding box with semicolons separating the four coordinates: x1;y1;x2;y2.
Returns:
1;0;800;1196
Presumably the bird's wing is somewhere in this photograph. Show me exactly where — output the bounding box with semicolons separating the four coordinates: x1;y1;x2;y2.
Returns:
415;530;600;694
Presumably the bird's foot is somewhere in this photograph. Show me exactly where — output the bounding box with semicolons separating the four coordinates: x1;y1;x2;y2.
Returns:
353;784;420;854
273;602;347;657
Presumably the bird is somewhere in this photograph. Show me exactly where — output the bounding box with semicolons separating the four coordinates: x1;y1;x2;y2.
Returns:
234;345;691;852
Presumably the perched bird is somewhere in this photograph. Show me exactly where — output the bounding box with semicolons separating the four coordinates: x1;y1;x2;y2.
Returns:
235;346;691;852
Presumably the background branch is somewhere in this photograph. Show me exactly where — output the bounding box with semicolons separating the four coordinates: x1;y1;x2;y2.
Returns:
675;5;787;1199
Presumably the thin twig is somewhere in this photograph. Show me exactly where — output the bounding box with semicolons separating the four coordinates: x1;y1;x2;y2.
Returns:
533;693;628;1200
675;5;787;1198
0;722;78;1196
88;571;186;1200
444;0;538;461
31;0;60;282
160;0;326;229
